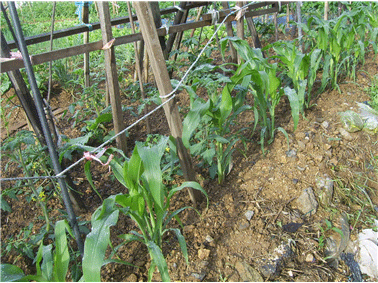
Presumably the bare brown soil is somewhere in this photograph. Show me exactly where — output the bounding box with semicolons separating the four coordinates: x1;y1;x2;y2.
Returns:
1;40;377;282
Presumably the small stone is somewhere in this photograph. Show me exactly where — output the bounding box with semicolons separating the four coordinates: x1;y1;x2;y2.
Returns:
338;127;353;141
324;143;332;150
321;121;330;129
297;140;306;151
295;187;318;216
126;274;138;282
292;178;299;184
205;235;214;243
183;225;195;233
200;261;209;268
238;220;250;231
198;248;210;260
235;261;263;282
172;263;177;269
305;254;315;263
245;210;255;221
286;149;297;158
329;157;338;166
314;155;324;163
191;272;206;281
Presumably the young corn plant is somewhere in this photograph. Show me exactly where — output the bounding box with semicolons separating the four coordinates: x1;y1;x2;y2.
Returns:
221;37;290;154
182;73;251;183
271;41;322;114
82;137;207;282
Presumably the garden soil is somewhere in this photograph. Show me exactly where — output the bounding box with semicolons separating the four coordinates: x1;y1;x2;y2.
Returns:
1;43;377;282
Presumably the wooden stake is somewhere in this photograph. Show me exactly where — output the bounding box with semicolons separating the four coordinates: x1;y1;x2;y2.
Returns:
190;6;204;38
222;2;237;63
236;1;244;64
98;2;127;153
244;1;262;50
134;2;202;206
83;2;90;88
127;1;151;134
324;1;329;21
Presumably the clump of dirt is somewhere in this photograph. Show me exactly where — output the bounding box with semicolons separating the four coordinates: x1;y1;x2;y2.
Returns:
1;39;377;282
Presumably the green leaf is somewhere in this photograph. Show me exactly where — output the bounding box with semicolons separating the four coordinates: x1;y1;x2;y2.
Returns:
0;264;25;282
41;245;53;281
83;197;119;282
87;113;112;131
284;87;300;131
52;220;71;282
165;228;188;264
146;241;170;282
84;161;102;201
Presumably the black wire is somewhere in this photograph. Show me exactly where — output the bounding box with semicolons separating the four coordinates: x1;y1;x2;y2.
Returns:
1;2;20;50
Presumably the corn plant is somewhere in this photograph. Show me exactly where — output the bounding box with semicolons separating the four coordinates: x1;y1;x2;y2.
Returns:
82;137;207;282
221;37;289;154
181;70;251;183
271;41;322;115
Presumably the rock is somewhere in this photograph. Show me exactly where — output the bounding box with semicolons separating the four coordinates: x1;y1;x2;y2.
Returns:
295;187;318;216
315;175;334;206
324;213;350;268
126;274;138;282
205;235;214;243
235;261;263;282
198;248;210;260
338;127;353;141
238;219;250;231
286;149;297;158
313;155;323;163
245;210;255;221
191;272;206;281
292;178;299;184
305;253;315;263
297;140;306;151
321;121;330;129
257;240;294;278
183;225;195;233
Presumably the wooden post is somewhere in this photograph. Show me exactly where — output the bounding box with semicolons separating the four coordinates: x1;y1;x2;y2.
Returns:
1;31;45;144
190;6;204;38
165;1;187;58
127;1;151;134
221;2;237;62
324;1;329;20
286;4;290;29
274;12;278;42
150;2;168;59
243;1;262;50
134;2;202;205
83;2;90;88
236;1;244;64
98;2;127;153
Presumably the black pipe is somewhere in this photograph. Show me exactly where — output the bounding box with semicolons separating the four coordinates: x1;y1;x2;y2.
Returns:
1;2;20;50
8;2;84;254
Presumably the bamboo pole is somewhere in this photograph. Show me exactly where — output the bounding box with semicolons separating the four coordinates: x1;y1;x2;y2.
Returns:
236;1;244;64
83;2;90;88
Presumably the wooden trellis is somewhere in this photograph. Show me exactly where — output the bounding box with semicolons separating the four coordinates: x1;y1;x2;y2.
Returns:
1;1;293;205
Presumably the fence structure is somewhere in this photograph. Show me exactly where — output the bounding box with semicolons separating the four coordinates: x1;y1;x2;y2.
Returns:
1;1;297;253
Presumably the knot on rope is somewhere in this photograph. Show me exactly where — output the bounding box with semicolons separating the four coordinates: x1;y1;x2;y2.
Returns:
209;9;220;25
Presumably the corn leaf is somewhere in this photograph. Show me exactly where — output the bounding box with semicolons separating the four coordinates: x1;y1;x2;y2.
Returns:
0;264;25;282
284;87;300;131
146;241;170;282
53;220;72;282
83;197;119;282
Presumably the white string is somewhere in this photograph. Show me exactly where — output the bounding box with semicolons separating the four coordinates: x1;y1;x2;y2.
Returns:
173;5;184;13
159;1;252;100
